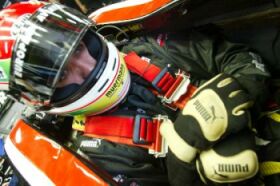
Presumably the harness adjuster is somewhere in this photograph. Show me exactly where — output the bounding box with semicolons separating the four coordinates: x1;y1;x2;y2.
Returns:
151;65;170;93
132;114;168;157
133;114;153;145
160;71;190;105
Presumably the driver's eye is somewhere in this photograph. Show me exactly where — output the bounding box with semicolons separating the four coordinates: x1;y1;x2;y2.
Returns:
59;70;68;82
74;43;83;55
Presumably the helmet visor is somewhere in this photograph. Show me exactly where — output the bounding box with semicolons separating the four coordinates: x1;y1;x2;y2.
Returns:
51;30;108;104
11;3;92;99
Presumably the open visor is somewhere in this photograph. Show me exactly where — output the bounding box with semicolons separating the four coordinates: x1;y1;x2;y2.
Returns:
10;3;106;105
51;31;108;106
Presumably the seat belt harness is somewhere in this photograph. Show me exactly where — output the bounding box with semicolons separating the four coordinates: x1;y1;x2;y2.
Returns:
84;114;168;157
124;51;197;110
75;52;198;157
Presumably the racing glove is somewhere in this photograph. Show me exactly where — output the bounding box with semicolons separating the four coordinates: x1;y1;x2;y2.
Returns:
174;73;253;150
196;129;259;184
166;151;205;186
160;73;253;163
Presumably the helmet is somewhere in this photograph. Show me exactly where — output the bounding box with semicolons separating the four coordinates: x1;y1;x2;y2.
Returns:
10;3;131;116
0;1;44;90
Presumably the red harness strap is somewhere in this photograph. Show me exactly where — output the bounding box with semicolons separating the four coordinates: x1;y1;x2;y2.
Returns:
124;52;173;93
82;52;198;156
84;115;166;157
124;52;197;110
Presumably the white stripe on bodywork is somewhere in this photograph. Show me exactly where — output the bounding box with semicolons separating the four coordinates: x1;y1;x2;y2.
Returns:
89;0;153;18
89;0;181;24
4;137;55;186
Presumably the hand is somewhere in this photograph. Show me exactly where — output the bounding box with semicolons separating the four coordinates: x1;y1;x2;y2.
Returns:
174;73;253;150
161;125;258;185
160;73;253;162
196;129;258;184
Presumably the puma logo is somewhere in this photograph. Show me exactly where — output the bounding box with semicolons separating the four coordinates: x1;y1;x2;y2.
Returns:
214;163;249;174
210;106;224;123
213;167;228;179
193;101;224;124
211;164;250;180
80;139;102;148
193;100;211;122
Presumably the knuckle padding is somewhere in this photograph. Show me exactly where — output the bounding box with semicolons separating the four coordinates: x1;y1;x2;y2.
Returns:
167;151;204;186
213;129;256;155
230;91;250;105
174;115;214;149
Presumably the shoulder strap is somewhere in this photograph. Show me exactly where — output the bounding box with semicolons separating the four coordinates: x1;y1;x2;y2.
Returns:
124;52;197;110
75;52;198;157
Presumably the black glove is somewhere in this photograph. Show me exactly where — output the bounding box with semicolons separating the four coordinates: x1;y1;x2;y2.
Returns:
174;73;253;150
162;127;258;185
196;129;258;184
166;151;205;186
160;73;256;185
160;73;253;163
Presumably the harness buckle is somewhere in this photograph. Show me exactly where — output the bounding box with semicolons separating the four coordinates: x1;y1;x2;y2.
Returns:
161;71;190;105
149;115;169;158
133;114;169;157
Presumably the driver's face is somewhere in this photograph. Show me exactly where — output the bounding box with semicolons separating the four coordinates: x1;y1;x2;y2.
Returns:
57;42;96;87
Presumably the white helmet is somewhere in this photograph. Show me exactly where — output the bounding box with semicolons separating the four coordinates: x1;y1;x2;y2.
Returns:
10;3;130;116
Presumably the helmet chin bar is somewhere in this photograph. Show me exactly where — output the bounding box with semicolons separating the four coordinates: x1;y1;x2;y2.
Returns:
48;43;131;116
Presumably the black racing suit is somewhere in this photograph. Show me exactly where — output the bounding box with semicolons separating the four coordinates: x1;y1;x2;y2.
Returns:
74;30;270;186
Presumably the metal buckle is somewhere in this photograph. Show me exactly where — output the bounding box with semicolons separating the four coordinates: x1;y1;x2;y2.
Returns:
161;71;190;104
148;115;169;158
133;114;169;158
133;114;152;145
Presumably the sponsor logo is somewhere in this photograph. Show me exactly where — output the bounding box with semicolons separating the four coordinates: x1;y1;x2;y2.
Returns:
193;100;211;122
193;100;223;124
10;14;34;79
215;163;249;174
106;63;125;98
36;5;60;23
209;105;224;123
113;174;126;183
13;4;61;78
249;52;265;72
11;14;31;39
13;24;36;78
80;139;101;148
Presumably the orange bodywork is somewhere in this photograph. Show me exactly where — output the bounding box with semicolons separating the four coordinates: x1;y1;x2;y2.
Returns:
5;119;114;186
89;0;176;24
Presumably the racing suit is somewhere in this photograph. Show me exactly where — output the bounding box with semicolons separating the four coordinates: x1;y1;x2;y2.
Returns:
74;29;270;186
